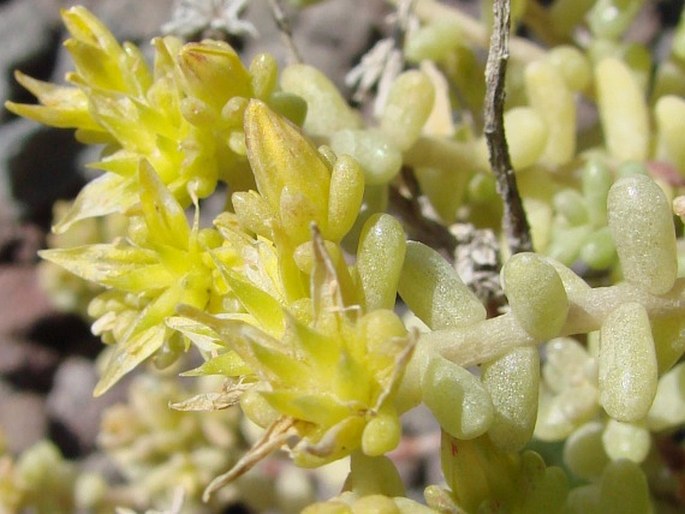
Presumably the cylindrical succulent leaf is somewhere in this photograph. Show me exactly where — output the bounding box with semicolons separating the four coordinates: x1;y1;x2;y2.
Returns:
422;354;494;439
595;57;649;161
482;346;540;451
398;241;486;330
379;70;435;152
501;252;569;341
598;302;657;422
607;174;677;295
356;214;406;311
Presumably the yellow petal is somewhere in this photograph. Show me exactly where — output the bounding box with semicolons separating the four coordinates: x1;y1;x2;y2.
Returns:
61;6;123;56
6;98;97;130
263;391;351;427
53;172;138;233
217;265;285;337
88;93;154;152
139;161;191;249
39;244;171;292
180;350;251;377
94;324;166;396
292;416;366;467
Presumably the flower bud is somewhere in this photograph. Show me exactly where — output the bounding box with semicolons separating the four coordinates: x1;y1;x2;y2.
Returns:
178;41;251;110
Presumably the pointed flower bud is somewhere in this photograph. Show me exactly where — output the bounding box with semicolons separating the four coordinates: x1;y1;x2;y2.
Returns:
177;40;252;110
244;100;334;244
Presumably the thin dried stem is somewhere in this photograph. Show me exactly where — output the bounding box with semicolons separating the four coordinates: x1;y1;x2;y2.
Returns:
268;0;303;64
203;416;295;501
389;169;458;262
484;0;533;255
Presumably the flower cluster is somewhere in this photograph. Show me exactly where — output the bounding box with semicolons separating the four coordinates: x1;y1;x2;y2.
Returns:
6;6;301;232
10;6;416;503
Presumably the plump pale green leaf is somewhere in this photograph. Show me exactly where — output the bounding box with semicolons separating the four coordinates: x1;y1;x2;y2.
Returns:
267;91;308;127
525;59;575;167
394;497;443;514
607;174;677;294
563;421;609;480
652;315;685;374
280;64;361;137
516;450;569;514
598;459;651;514
380;70;435;152
547;45;592;92
361;408;401;457
346;453;405;498
482;346;540;451
564;485;601;514
249;52;278;100
580;227;616;270
655;95;685;173
587;0;644;40
553;189;588;227
582;159;613;227
542;337;592;394
327;155;365;242
544;257;591;300
356;214;406;311
535;379;600;442
595;57;649;161
599;302;657;422
405;19;463;62
502;252;568;340
546;225;592;265
330;129;402;186
503;107;548;169
422;354;493;439
440;432;492;513
398;241;485;330
440;433;517;514
549;0;595;37
601;418;650;463
647;361;685;431
414;166;468;223
348;495;400;514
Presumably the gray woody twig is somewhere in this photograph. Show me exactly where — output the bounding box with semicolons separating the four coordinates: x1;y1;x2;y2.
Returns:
484;0;533;255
